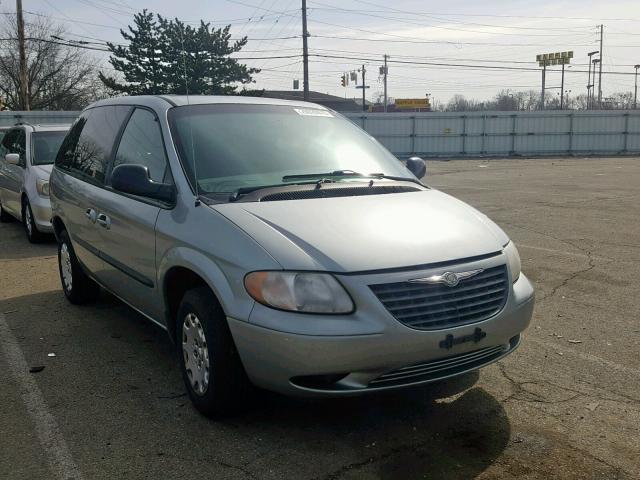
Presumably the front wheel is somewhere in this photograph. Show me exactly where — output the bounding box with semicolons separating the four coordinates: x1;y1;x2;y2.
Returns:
23;199;46;243
176;286;252;417
58;230;100;304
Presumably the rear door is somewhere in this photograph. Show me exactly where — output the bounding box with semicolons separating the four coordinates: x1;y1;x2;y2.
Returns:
92;107;172;320
0;128;27;216
54;106;131;275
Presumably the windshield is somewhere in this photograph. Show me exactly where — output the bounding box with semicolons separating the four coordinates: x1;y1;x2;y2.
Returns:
32;131;67;166
167;103;411;194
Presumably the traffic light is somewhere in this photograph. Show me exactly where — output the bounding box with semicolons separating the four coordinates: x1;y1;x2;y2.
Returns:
340;74;347;87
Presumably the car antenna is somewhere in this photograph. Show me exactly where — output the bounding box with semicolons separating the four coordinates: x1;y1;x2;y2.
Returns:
180;26;200;207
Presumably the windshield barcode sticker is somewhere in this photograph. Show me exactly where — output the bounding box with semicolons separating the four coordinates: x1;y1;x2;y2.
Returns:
294;108;333;117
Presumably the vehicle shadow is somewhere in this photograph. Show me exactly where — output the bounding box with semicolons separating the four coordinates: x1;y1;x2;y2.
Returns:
4;289;511;480
229;377;510;479
0;222;56;260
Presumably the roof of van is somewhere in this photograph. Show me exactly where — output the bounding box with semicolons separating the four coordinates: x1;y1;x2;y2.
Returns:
90;95;330;110
9;123;70;132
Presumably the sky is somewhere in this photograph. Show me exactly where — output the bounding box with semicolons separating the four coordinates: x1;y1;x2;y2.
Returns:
5;0;640;105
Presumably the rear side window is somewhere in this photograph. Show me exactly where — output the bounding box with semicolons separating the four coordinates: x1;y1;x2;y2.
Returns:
56;106;130;185
112;108;169;183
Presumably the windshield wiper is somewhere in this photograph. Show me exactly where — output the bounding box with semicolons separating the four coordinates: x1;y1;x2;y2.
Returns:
282;170;369;181
282;170;424;186
228;179;335;202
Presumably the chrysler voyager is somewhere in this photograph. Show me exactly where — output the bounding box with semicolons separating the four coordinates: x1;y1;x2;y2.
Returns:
50;96;534;416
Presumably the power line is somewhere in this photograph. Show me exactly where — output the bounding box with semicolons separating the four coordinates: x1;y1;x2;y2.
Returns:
310;34;639;48
349;0;640;22
307;1;594;37
309;53;639;76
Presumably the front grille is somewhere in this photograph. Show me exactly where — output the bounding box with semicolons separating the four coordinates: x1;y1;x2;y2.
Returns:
369;344;508;388
370;265;508;330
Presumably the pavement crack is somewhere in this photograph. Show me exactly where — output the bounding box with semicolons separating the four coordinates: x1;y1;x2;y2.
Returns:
315;441;429;480
497;363;582;405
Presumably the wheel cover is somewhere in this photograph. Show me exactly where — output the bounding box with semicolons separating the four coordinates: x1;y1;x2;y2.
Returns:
182;313;210;396
60;242;73;292
25;206;32;235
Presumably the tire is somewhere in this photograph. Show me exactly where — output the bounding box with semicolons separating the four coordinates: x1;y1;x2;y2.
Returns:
176;286;252;417
58;229;100;304
22;198;46;243
0;200;13;222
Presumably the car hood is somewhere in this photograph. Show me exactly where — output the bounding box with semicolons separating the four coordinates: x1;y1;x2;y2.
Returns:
213;189;509;272
33;164;53;178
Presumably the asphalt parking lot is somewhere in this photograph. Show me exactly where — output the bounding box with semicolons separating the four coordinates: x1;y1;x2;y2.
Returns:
1;157;639;480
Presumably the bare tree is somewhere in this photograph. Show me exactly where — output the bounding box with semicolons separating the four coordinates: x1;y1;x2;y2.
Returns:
0;15;107;110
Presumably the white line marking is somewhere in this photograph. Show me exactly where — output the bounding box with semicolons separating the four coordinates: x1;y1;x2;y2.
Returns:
0;313;84;480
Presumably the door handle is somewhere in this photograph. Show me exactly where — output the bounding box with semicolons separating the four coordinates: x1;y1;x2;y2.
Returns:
85;208;97;223
96;213;111;229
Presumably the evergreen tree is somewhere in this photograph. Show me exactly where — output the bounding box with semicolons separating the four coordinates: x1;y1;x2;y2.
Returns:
99;10;259;95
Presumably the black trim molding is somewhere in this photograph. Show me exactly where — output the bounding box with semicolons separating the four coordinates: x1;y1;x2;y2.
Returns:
72;235;154;288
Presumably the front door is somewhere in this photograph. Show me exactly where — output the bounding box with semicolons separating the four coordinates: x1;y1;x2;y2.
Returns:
0;128;26;217
93;107;172;321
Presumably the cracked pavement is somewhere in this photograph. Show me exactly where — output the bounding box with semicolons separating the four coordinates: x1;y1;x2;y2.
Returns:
1;157;639;479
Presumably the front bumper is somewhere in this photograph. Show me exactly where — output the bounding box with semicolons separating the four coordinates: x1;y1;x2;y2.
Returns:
29;194;53;233
230;269;535;397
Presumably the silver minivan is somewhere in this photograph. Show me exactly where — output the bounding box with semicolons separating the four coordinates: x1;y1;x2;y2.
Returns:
0;123;69;242
50;96;534;416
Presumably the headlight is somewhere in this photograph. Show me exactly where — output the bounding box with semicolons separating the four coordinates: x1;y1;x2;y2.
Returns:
36;179;49;196
244;271;354;314
503;241;521;282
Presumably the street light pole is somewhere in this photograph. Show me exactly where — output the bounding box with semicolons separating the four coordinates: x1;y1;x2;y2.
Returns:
592;59;600;109
635;64;639;109
560;63;565;110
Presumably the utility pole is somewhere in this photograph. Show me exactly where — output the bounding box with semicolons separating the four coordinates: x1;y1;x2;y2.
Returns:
16;0;29;111
301;0;309;101
598;24;604;108
361;65;366;111
634;64;639;109
587;51;599;109
382;53;389;113
382;54;388;113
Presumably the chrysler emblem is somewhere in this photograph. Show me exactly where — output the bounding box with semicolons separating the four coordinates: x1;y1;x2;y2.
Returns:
408;269;483;287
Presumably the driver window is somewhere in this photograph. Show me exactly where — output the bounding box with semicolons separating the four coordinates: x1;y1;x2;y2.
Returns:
113;108;170;184
1;129;26;164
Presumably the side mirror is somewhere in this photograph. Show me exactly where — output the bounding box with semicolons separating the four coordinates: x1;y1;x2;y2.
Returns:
111;164;176;204
406;156;426;179
5;153;20;165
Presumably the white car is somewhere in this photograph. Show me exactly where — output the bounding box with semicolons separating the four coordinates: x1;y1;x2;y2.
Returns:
0;123;69;242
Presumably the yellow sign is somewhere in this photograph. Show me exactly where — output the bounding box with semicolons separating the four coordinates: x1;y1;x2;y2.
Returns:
395;98;430;109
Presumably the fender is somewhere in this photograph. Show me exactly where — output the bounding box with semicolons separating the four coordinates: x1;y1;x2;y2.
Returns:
157;246;257;322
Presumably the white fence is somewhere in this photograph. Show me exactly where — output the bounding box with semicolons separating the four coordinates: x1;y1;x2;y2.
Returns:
345;110;640;158
2;109;640;158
